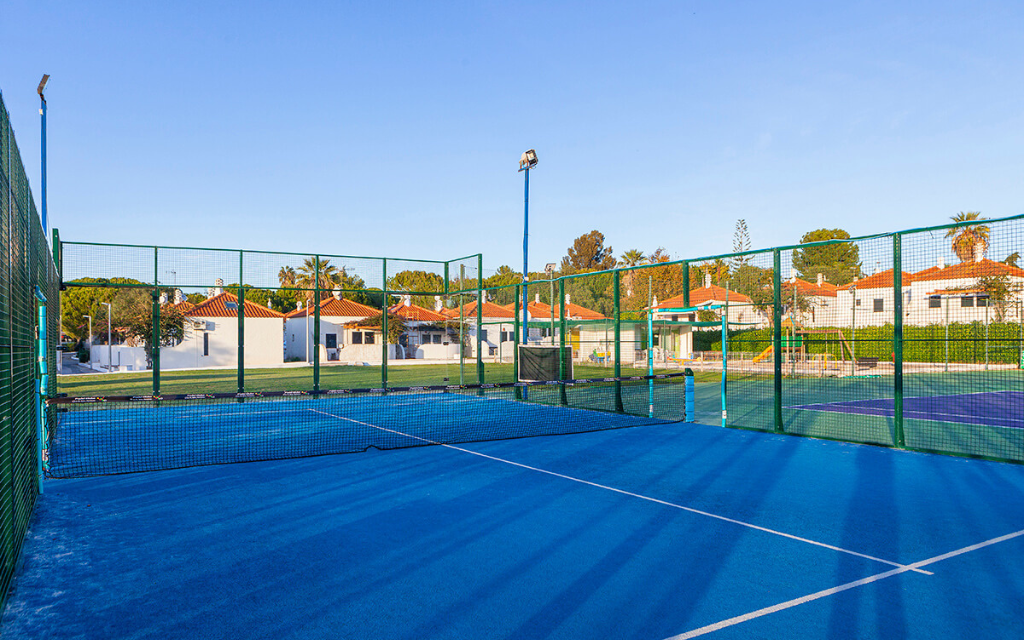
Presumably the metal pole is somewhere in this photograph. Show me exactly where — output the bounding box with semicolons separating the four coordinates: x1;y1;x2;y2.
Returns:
850;285;857;377
647;275;653;418
39;80;48;240
102;302;112;372
381;258;388;390
238;252;245;394
721;306;727;428
893;234;904;448
614;269;623;412
559;278;567;405
522;166;529;341
459;264;465;385
944;295;949;372
313;255;320;393
985;297;990;370
476;254;484;386
513;284;521;400
772;249;782;432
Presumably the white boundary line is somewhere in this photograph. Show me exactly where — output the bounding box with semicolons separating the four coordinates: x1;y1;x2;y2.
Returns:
665;528;1024;639
309;408;929;575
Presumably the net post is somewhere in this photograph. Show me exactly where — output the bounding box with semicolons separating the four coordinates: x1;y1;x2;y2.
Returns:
893;233;905;448
237;251;245;394
476;254;484;388
613;269;623;412
459;264;465;385
152;247;160;396
381;257;387;390
772;248;783;432
513;284;521;399
313;255;320;393
558;277;567;405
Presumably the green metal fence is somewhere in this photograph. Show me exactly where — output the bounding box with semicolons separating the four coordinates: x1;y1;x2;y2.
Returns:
0;92;60;606
56;214;1024;465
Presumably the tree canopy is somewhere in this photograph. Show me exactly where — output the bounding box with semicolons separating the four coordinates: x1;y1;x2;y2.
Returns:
791;229;862;285
561;231;616;274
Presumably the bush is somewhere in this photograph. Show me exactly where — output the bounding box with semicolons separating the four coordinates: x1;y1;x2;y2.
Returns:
77;347;90;363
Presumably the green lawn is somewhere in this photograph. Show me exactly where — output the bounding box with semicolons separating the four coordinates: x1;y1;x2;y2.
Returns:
57;362;685;397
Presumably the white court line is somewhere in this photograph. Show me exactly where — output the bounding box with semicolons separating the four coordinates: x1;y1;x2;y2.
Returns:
665;527;1024;639
308;409;929;575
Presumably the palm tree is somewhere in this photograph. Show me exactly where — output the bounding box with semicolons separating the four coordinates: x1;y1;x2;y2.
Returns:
1004;252;1020;268
278;266;296;287
618;249;646;297
945;212;990;263
296;257;343;302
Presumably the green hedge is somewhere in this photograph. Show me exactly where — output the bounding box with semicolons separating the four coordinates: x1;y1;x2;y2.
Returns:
695;322;1024;364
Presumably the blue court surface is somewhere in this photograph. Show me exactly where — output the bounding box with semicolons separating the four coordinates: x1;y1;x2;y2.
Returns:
791;390;1024;429
5;420;1024;639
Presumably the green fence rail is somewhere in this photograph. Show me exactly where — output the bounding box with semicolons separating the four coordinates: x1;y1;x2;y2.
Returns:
0;91;60;608
55;214;1024;465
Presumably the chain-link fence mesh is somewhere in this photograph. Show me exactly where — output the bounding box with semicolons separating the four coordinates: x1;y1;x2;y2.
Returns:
0;92;60;607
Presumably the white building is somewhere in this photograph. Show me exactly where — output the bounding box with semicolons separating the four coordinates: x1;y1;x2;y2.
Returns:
161;291;285;369
389;298;460;360
283;294;379;363
442;299;517;360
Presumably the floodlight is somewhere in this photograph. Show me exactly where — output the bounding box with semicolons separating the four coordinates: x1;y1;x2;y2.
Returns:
37;74;50;100
519;149;538;171
544;263;557;274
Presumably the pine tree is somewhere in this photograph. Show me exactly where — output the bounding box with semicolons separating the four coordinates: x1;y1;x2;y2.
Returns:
732;219;751;268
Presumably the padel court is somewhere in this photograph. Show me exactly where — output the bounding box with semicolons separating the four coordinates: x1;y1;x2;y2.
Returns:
5;413;1024;639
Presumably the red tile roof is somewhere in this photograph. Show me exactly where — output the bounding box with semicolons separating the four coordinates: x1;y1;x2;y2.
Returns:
781;277;838;297
654;285;752;309
441;300;515;319
912;258;1024;282
285;297;378;319
501;300;606;320
837;269;914;291
388;302;448;322
187;292;284;319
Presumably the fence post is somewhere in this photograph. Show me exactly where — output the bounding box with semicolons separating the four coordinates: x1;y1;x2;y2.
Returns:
772;248;783;432
237;251;245;394
152;247;160;395
614;269;624;412
893;234;905;448
381;258;387;390
559;277;567;405
513;284;521;399
313;255;320;393
476;254;484;386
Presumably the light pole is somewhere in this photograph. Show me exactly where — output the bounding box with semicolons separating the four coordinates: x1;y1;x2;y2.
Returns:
518;149;537;345
37;74;50;240
101;302;112;372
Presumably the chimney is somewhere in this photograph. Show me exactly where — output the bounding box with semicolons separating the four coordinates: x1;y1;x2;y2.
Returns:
267;300;273;309
173;289;183;305
535;293;540;304
159;293;168;305
333;288;341;300
564;294;571;305
296;301;302;311
974;240;987;262
704;273;711;288
817;273;824;286
937;256;945;269
434;295;442;312
652;296;658;308
403;295;411;307
790;268;797;282
214;278;224;296
206;287;215;299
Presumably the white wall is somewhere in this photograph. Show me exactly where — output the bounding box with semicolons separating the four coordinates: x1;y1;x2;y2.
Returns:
161;318;284;370
93;345;147;372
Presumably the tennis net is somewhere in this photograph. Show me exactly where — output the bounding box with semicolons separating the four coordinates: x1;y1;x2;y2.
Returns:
46;373;688;477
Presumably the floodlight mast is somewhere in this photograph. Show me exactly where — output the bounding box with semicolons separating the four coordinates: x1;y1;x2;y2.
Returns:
518;150;537;341
37;74;50;241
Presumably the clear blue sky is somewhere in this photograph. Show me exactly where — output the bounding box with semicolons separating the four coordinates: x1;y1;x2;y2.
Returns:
2;0;1022;273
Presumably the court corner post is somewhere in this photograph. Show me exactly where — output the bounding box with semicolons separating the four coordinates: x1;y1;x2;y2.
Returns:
558;277;567;406
893;234;905;448
381;258;388;391
772;248;783;432
237;252;245;394
614;268;622;409
476;254;484;390
152;247;160;396
513;283;521;400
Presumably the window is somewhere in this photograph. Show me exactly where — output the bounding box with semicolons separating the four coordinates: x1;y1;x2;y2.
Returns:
855;299;861;306
671;315;678;322
928;296;941;309
352;331;363;344
432;334;441;344
873;299;883;312
203;332;209;356
961;297;974;308
325;334;337;349
977;295;989;308
480;329;488;342
365;332;375;344
501;330;509;342
489;347;497;356
225;301;238;311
